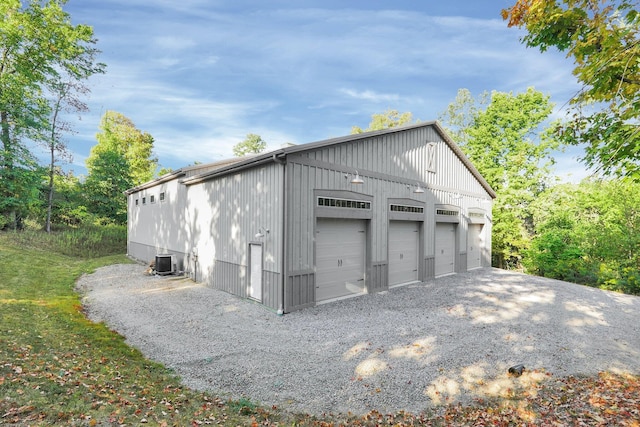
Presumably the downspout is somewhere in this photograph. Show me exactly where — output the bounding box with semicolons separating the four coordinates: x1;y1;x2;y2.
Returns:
274;153;287;315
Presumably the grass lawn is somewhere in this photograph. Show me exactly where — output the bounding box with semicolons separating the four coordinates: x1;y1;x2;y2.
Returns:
1;228;639;426
0;230;276;426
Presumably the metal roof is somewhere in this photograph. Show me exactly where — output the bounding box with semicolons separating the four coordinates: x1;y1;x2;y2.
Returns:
128;121;496;199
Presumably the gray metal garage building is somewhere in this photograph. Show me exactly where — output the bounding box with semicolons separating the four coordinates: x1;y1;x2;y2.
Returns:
125;121;496;313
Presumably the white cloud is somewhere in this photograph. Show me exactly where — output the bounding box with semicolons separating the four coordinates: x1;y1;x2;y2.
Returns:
60;2;587;177
339;89;400;103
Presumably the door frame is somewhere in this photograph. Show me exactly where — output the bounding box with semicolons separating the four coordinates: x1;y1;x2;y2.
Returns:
248;242;263;301
314;217;368;303
387;220;423;287
467;223;483;270
435;222;458;277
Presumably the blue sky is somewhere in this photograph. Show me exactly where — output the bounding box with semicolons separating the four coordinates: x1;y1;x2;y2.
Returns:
56;0;589;181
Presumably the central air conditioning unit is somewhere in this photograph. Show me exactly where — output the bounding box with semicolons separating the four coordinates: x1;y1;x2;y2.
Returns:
155;254;175;275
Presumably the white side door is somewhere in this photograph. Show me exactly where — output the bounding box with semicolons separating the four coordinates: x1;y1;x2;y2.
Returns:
249;243;263;301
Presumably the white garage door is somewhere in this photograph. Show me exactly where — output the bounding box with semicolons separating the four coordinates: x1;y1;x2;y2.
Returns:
467;224;483;270
388;221;419;286
316;218;366;301
435;223;456;277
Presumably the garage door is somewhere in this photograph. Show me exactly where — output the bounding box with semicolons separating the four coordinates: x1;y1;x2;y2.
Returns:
315;218;366;301
435;223;456;277
388;221;419;286
467;224;483;270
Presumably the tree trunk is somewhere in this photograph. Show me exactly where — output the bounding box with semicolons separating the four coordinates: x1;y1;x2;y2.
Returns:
46;144;54;233
1;109;17;230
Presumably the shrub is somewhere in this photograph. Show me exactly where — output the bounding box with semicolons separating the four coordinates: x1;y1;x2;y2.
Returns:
3;224;126;258
599;266;640;295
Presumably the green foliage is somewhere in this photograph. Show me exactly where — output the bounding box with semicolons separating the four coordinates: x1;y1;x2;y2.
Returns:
89;110;157;186
599;267;640;296
43;79;90;232
503;0;640;180
440;88;559;268
0;145;45;229
523;213;594;283
351;109;415;134
84;111;156;224
227;397;260;415
0;0;104;229
46;170;90;226
438;89;489;146
232;133;266;156
4;223;126;258
84;148;133;224
525;179;640;295
157;166;173;176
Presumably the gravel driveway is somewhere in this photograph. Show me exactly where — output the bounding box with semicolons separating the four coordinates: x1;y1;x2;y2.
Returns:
77;264;640;416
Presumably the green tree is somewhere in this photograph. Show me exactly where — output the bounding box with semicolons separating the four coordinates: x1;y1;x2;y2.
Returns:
351;109;415;134
440;88;559;268
0;0;104;229
0;144;44;229
526;179;640;294
43;79;89;232
438;89;490;146
84;111;156;224
90;111;157;186
40;169;89;227
232;133;266;156
503;0;640;180
84;149;133;224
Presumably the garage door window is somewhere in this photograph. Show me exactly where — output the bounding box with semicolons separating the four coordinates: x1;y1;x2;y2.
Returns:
318;197;371;210
390;204;424;213
436;209;457;216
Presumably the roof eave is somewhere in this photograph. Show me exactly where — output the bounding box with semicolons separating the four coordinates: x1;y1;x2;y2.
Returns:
432;121;497;199
181;151;286;185
124;170;187;195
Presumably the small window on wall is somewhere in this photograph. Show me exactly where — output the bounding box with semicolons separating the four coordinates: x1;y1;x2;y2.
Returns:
469;212;484;219
150;195;156;204
135;199;139;206
160;192;166;202
426;142;436;173
142;197;147;205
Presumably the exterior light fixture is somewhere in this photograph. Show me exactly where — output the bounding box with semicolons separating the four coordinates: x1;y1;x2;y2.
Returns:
345;170;364;184
350;171;364;184
255;227;269;239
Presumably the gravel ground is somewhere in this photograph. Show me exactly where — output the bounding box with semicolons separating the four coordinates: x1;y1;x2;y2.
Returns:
77;264;640;416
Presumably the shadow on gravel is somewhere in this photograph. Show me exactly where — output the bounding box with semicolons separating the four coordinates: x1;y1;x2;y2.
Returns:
80;266;640;415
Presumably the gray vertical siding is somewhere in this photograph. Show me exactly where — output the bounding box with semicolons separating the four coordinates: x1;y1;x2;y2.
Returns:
127;241;187;272
457;252;468;273
127;178;191;264
127;123;493;314
284;124;493;311
371;262;388;292
424;256;436;279
189;163;285;311
212;260;246;297
286;270;315;311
